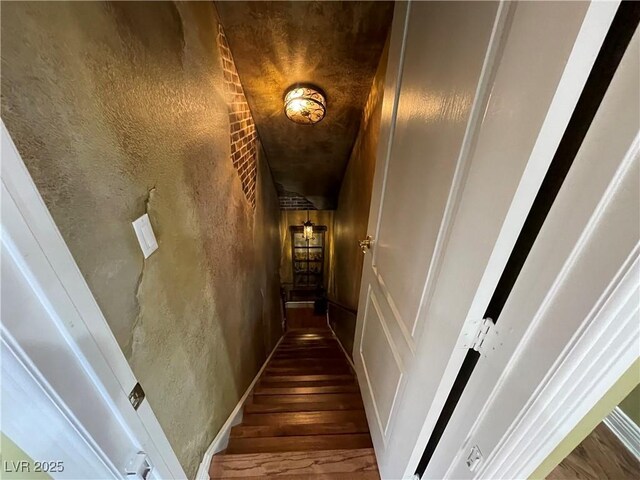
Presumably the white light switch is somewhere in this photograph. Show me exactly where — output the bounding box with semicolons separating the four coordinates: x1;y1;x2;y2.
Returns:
132;214;158;259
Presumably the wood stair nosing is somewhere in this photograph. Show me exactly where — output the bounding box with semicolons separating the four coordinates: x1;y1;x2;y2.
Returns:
225;433;373;454
240;410;369;426
209;448;378;479
244;401;363;414
258;373;355;383
254;385;360;395
249;393;362;404
257;378;357;389
229;420;370;438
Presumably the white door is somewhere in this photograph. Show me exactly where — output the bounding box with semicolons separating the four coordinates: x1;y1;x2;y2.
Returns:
1;122;185;479
2;227;143;479
425;25;640;479
352;1;617;478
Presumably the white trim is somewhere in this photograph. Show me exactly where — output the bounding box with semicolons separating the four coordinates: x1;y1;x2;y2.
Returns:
1;121;186;478
604;407;640;461
479;245;640;479
405;1;617;476
474;127;640;478
1;330;120;479
194;335;284;480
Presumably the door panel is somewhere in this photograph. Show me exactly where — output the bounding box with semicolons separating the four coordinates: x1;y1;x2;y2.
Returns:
360;289;404;439
354;1;500;477
427;25;640;479
354;1;605;478
372;0;497;343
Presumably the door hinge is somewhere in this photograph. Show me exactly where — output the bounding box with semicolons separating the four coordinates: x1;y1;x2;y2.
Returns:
461;317;497;355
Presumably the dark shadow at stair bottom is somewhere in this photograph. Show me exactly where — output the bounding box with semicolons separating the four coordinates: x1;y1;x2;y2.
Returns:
209;327;379;479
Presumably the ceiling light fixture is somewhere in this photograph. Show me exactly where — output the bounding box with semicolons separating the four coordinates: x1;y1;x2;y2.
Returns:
302;210;315;240
284;85;326;125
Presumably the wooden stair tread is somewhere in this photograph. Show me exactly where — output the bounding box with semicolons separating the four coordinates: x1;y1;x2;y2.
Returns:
230;420;370;438
209;448;378;478
254;385;360;395
251;393;362;404
259;374;355;383
264;370;352;377
242;410;368;426
269;358;347;365
258;379;357;389
226;434;373;454
245;401;363;414
234;473;380;479
210;329;377;477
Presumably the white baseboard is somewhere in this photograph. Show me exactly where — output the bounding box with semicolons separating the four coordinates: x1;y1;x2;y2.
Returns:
604;406;640;461
194;336;284;480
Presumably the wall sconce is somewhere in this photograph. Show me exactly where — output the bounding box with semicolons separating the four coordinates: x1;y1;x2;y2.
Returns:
284;85;326;125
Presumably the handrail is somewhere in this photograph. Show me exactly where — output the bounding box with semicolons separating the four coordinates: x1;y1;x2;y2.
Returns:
327;298;358;316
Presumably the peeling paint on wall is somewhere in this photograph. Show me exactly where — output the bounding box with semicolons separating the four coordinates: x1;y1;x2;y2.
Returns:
1;1;282;476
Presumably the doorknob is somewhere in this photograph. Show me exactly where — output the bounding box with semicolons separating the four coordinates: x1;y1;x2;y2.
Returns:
359;235;373;253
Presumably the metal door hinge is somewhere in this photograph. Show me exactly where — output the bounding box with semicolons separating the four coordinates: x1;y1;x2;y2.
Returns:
126;452;152;479
461;317;497;356
466;444;484;472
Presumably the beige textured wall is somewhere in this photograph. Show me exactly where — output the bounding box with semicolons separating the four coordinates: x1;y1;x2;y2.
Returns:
1;1;282;476
327;36;388;350
279;210;334;290
329;37;388;309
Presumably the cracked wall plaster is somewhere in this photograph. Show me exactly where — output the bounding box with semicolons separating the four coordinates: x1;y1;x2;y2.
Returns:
1;1;282;476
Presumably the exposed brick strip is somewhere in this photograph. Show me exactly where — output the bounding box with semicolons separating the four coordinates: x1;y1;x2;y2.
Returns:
217;24;257;209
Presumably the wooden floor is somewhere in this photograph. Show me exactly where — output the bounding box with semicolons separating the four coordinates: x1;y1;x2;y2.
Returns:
547;423;640;479
209;328;379;479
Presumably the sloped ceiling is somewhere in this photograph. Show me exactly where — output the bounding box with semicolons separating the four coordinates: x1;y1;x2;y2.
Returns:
216;1;394;209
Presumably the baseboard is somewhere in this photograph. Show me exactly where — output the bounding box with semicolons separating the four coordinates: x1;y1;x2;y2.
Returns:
194;335;284;480
603;406;640;460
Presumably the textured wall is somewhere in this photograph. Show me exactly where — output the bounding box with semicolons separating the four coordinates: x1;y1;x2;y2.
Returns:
1;1;282;476
327;36;388;352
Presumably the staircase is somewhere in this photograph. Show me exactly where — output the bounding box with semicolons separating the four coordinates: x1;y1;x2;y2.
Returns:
209;328;379;479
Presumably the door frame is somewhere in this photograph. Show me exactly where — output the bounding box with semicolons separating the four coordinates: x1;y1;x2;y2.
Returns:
1;120;186;478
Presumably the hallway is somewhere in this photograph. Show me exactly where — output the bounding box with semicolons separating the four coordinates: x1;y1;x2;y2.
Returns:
209;328;379;479
1;1;639;479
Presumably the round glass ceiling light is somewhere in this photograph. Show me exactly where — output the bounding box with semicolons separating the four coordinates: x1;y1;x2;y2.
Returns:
284;85;326;125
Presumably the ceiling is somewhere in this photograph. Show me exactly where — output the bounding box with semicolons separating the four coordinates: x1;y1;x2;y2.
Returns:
216;1;394;209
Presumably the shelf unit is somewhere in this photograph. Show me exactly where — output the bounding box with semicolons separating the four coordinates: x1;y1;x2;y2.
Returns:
290;225;326;288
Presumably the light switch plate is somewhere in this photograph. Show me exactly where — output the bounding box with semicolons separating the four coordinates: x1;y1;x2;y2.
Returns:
132;214;158;259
